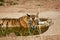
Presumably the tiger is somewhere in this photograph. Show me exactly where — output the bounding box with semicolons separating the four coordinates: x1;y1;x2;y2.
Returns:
0;13;40;29
0;13;52;34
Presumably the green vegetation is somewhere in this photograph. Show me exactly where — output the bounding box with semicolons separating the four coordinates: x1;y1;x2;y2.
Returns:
0;24;49;37
10;1;18;5
0;26;42;36
0;0;4;2
0;3;3;6
0;0;18;6
0;0;4;6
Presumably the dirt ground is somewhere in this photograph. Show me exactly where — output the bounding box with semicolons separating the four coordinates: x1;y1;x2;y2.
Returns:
0;0;60;13
0;0;60;40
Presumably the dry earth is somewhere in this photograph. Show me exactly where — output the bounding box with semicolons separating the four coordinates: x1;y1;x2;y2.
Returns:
0;0;60;40
0;0;60;13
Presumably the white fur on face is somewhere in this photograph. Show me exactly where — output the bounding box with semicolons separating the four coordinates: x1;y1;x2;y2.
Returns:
30;18;32;21
39;21;50;26
34;17;37;20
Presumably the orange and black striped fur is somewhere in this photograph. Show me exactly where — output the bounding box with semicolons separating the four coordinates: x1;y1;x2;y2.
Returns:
0;13;40;29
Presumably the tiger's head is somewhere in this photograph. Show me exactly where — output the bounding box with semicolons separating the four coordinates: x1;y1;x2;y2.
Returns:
27;13;40;28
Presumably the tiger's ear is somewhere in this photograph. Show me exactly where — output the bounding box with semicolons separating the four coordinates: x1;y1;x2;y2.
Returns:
27;14;30;17
36;12;39;17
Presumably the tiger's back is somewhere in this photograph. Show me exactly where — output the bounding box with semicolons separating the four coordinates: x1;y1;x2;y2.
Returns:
0;14;38;29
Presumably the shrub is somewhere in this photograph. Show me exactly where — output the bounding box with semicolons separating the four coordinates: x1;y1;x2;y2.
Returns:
0;3;3;6
10;1;18;5
0;0;4;2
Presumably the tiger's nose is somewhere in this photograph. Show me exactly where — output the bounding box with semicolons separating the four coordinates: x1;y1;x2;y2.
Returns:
32;26;35;27
31;26;35;30
32;21;35;26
